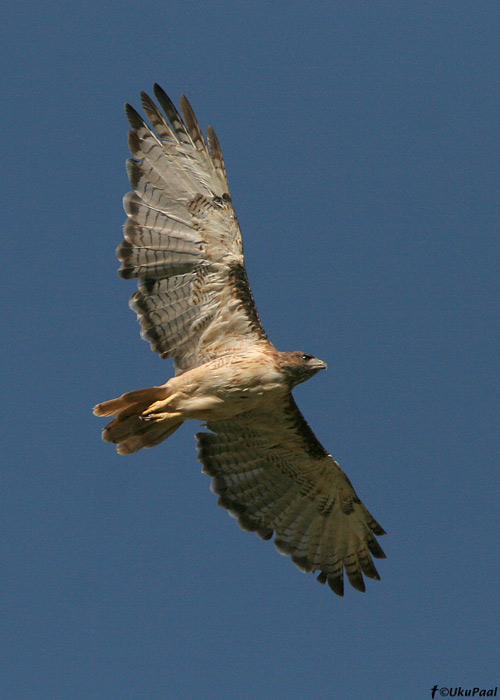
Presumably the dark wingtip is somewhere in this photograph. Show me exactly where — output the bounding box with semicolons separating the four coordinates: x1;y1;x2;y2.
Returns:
153;83;170;105
315;568;346;596
124;103;145;131
326;575;344;597
368;538;387;560
347;573;366;593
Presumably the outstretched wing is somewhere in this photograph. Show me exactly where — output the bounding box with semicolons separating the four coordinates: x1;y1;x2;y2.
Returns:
196;396;386;595
118;85;269;373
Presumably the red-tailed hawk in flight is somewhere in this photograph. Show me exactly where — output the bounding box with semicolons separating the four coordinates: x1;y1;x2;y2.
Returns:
94;85;386;595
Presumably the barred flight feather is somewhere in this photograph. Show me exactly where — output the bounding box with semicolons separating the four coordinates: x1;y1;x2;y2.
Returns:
120;88;269;371
140;92;176;141
153;84;194;146
196;397;385;595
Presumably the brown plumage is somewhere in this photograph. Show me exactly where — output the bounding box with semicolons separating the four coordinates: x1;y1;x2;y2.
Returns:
94;85;386;595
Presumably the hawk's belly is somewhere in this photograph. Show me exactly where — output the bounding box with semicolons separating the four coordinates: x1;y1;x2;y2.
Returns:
167;354;288;421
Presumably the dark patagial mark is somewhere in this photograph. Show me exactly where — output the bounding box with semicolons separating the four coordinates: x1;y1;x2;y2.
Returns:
284;399;329;460
227;263;268;340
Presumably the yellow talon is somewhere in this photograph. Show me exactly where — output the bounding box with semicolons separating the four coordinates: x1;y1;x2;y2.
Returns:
143;410;182;422
142;392;181;416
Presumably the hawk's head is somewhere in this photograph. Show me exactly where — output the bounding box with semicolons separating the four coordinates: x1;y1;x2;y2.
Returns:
277;351;327;388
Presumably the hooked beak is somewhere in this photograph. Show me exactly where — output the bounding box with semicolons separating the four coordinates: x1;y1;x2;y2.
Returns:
312;358;328;371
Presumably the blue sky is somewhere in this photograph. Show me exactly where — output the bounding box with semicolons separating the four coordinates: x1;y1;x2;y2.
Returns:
2;2;499;698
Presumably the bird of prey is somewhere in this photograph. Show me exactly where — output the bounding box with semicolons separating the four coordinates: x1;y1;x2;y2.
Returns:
94;84;386;595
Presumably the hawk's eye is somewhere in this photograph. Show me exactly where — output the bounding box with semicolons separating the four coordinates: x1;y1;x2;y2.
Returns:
301;354;314;362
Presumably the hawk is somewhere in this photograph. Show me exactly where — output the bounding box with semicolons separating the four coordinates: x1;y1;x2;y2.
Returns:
94;85;386;595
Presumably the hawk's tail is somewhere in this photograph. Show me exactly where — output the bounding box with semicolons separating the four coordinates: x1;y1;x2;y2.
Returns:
93;386;184;455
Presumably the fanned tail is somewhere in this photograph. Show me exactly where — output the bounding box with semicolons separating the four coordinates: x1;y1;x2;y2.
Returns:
93;386;184;455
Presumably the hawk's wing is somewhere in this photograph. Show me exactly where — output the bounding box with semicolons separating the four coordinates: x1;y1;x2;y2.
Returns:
118;85;269;373
196;396;386;595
